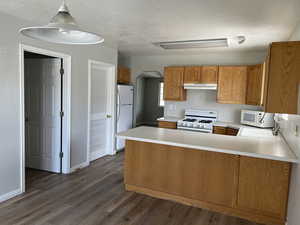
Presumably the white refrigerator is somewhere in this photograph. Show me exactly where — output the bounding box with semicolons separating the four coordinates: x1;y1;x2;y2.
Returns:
117;84;134;151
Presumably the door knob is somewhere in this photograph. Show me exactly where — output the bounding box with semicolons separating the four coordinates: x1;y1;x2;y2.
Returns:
106;115;112;118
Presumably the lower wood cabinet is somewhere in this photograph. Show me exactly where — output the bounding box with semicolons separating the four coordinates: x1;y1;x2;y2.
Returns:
158;121;177;129
183;149;239;207
125;140;291;225
226;127;239;136
237;156;291;220
213;126;227;135
213;126;239;136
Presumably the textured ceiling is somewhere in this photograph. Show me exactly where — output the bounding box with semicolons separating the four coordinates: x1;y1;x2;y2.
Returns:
1;0;300;55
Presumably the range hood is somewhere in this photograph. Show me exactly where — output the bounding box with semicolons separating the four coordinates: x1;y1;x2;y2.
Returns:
184;83;217;90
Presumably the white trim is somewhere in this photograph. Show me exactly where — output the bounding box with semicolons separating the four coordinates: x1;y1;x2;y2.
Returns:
87;60;116;164
0;189;22;203
19;44;72;194
90;151;107;162
69;161;89;173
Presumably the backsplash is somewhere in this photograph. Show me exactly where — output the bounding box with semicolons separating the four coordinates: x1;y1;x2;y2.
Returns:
164;90;261;123
276;114;300;157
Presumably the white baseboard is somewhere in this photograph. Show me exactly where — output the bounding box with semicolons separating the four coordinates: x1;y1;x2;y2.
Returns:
70;161;89;173
90;151;107;162
0;189;22;203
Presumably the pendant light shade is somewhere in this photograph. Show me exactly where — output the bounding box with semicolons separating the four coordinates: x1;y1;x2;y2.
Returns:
19;0;104;45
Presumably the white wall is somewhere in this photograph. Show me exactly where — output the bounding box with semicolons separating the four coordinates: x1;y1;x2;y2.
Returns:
284;21;300;225
0;12;117;200
127;51;266;124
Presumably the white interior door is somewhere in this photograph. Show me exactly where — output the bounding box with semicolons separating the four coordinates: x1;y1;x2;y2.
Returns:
88;63;113;162
25;58;61;173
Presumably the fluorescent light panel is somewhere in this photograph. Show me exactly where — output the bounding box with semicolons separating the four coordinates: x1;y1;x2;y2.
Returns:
156;38;228;49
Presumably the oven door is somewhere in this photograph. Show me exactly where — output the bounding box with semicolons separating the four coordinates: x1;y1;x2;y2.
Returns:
178;127;213;133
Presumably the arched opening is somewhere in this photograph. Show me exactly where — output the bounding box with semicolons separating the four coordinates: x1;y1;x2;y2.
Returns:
135;71;164;127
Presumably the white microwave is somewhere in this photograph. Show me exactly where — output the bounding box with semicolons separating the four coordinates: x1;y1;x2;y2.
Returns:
241;110;274;128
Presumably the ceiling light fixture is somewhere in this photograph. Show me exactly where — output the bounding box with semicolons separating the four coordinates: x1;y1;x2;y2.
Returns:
19;0;104;45
155;38;229;50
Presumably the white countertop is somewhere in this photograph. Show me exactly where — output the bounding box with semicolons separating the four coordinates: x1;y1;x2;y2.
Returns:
157;116;183;123
117;126;298;163
213;121;242;129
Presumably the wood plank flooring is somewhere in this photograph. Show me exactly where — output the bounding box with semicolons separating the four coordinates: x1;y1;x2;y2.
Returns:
0;152;262;225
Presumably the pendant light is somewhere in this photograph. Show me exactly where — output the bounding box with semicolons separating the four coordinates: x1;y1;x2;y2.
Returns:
19;0;104;45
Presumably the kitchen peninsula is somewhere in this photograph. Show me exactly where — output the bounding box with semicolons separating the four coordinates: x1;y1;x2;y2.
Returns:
118;126;298;225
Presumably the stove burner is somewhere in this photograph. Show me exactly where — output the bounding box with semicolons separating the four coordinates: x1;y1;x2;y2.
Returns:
183;119;197;122
199;120;213;124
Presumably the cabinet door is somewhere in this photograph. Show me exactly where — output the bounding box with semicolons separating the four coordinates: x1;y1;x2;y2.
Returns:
118;67;131;84
125;141;185;196
184;66;201;83
246;65;263;106
183;150;239;207
201;66;218;84
125;141;239;208
262;49;271;108
237;156;291;219
158;121;177;129
264;42;300;114
226;127;239;136
164;67;186;101
217;66;247;104
213;126;227;135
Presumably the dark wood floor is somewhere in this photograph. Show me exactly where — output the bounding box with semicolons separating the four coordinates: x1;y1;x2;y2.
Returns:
0;152;261;225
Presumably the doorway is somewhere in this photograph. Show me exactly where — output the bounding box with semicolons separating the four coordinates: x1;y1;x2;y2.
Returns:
135;72;164;127
20;45;71;193
87;60;116;163
24;52;63;173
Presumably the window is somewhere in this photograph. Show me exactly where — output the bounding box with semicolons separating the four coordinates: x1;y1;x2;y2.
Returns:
159;82;165;107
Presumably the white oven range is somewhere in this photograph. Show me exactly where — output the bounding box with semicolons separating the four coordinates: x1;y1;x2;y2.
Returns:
177;109;218;133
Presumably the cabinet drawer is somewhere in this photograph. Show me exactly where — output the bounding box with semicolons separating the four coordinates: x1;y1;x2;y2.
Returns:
226;127;239;136
213;126;227;135
158;121;177;129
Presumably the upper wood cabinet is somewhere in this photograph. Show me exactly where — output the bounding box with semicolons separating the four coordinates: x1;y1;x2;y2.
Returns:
263;41;300;114
184;66;201;83
117;66;131;84
246;64;264;106
201;66;218;84
217;66;248;104
164;67;186;101
184;66;218;84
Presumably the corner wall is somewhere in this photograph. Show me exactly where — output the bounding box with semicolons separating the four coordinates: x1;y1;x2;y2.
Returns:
284;21;300;225
0;12;117;200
